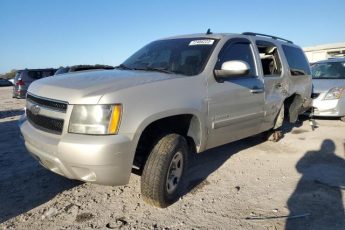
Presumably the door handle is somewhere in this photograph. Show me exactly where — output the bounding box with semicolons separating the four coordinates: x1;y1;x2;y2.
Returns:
250;88;264;94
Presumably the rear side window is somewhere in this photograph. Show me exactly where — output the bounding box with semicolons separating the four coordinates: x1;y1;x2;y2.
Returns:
28;70;54;79
28;71;43;79
282;45;311;76
42;71;54;77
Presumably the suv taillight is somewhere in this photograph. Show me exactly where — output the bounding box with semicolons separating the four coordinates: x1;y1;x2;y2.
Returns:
16;79;25;86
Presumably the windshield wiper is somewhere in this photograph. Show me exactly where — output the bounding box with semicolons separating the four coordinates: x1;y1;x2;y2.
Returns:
114;64;134;70
116;64;175;74
136;66;173;74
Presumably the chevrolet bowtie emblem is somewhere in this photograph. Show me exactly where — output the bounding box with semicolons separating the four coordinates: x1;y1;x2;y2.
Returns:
31;104;41;115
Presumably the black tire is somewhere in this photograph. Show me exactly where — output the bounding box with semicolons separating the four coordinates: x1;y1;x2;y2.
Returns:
263;105;284;142
141;133;188;208
273;104;285;130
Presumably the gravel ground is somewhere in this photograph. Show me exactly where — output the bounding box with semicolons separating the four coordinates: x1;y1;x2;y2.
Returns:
1;86;345;230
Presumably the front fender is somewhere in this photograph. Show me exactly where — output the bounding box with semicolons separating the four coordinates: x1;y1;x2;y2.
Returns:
132;109;207;153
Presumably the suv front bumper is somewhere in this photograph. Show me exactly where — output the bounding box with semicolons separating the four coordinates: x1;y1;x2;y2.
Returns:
20;117;135;186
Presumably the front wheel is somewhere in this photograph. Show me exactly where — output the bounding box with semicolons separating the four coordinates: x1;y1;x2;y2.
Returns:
141;133;188;208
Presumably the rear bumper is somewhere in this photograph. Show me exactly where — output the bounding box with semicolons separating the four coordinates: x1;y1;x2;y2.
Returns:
20;116;135;185
12;87;27;98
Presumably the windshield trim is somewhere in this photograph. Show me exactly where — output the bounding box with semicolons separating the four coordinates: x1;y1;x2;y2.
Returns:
198;38;220;76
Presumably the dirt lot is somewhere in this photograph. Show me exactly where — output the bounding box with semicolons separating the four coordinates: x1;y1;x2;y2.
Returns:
1;86;345;230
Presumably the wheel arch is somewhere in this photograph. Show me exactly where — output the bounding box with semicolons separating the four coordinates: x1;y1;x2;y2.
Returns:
133;110;205;172
132;110;205;171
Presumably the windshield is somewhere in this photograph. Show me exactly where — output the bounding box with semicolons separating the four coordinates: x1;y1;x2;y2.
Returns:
122;38;217;76
311;61;345;79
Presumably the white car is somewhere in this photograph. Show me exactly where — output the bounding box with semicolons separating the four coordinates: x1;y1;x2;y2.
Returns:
311;58;345;121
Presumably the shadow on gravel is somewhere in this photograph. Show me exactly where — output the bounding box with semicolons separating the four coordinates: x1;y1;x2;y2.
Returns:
184;132;266;196
0;109;25;119
286;139;345;230
182;116;310;201
282;114;309;134
0;120;80;223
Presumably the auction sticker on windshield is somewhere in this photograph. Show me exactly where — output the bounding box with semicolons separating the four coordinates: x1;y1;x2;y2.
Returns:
189;39;214;46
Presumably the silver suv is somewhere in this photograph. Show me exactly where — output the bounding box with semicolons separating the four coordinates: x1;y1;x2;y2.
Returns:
13;69;56;98
20;32;312;207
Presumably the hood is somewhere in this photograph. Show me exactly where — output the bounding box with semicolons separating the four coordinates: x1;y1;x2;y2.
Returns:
28;69;179;104
312;78;345;93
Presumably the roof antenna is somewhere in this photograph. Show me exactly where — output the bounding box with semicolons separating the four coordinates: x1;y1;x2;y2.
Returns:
206;28;212;35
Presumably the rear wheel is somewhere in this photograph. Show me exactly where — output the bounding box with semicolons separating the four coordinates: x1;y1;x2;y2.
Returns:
141;133;188;208
274;104;285;130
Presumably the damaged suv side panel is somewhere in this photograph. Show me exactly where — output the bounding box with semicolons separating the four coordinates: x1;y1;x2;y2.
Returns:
206;35;311;149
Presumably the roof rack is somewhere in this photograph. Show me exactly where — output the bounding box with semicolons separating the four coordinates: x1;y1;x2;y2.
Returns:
328;56;345;60
242;32;293;44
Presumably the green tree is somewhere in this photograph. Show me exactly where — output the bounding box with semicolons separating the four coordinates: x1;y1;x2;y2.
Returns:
2;69;17;79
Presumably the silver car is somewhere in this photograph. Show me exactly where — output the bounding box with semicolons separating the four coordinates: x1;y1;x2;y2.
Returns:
311;58;345;121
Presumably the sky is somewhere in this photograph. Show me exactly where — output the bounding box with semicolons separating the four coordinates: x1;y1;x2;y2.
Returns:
1;0;345;73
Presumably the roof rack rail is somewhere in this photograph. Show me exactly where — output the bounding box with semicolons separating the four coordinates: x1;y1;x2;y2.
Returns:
328;55;345;59
242;32;293;44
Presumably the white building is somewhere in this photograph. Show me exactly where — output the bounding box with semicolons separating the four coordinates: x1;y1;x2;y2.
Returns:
303;42;345;63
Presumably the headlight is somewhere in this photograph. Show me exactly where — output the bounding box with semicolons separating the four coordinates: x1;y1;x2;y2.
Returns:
69;104;122;135
324;87;345;100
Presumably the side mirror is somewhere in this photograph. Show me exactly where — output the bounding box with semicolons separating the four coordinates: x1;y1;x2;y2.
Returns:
214;60;250;79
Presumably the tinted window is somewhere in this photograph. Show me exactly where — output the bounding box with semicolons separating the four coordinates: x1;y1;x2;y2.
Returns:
123;38;218;76
311;61;345;79
28;71;43;79
282;45;311;76
217;42;256;76
42;71;54;77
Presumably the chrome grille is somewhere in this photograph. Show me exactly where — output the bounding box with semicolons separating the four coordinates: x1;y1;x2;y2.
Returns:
27;93;68;112
27;109;64;134
26;93;68;134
